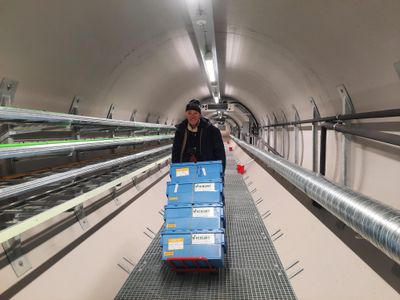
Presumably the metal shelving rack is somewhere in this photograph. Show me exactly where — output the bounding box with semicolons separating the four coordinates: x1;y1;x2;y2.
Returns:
0;104;176;280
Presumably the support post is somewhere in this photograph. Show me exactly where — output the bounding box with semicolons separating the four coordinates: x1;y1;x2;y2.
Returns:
310;97;321;173
266;116;271;152
292;105;301;165
319;126;327;176
281;110;289;159
272;113;278;155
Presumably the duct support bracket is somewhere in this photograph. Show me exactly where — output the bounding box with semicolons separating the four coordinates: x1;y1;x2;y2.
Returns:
281;110;289;160
292;105;301;165
310;98;323;208
272;113;278;154
266;116;271;153
310;97;321;173
337;84;355;187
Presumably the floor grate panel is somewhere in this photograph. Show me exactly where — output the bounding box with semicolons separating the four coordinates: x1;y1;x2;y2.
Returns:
115;153;297;299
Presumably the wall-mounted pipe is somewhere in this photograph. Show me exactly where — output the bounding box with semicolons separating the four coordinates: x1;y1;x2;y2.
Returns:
231;136;400;264
263;108;400;128
322;123;400;147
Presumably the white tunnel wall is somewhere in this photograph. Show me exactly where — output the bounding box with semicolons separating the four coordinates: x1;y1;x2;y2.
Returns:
0;1;399;122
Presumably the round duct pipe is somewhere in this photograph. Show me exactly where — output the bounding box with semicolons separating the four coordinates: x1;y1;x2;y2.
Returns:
231;136;400;265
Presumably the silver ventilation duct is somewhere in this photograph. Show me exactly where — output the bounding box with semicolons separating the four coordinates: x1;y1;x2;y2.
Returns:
231;136;400;264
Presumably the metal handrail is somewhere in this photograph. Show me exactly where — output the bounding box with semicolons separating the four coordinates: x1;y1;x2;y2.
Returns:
231;135;400;264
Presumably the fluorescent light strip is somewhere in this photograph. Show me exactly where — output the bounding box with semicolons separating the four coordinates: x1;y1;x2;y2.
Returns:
205;58;216;82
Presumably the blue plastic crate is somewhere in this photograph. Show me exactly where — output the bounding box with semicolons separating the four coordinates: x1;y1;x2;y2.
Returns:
166;179;224;205
164;203;225;230
169;161;223;183
161;229;225;268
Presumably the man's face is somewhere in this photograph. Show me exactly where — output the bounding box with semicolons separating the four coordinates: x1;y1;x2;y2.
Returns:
186;110;201;127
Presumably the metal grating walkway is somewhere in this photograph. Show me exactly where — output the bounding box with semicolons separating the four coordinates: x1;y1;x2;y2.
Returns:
115;154;297;299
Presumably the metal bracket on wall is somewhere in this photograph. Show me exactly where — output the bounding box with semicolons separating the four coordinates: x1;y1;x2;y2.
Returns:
74;204;89;230
106;104;116;138
68;96;80;115
107;104;115;119
266;116;271;152
145;113;151;123
132;177;141;192
272;113;278;154
0;78;18;106
281;110;289;159
69;97;82;140
310;98;323;208
111;186;121;206
292;105;301;165
2;236;32;277
310;97;321;173
130;109;137;122
337;84;355;187
0;78;18;176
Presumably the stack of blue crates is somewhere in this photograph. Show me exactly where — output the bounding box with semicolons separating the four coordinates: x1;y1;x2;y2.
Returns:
161;161;226;269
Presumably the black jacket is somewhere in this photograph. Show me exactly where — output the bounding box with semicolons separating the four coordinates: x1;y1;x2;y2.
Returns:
172;117;226;171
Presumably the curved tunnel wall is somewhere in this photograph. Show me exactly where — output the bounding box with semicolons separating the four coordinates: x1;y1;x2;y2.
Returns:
1;1;399;121
0;1;399;298
0;0;399;207
0;2;398;213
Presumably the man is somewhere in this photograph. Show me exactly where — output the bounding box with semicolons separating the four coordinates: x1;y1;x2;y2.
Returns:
172;99;226;171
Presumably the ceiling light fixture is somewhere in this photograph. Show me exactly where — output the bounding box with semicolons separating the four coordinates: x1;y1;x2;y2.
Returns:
186;0;221;104
205;52;216;82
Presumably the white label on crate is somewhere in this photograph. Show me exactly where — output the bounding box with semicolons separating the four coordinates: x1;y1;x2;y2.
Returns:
194;183;215;192
202;168;207;176
174;184;179;193
168;238;184;250
192;207;214;218
176;167;189;177
192;234;215;244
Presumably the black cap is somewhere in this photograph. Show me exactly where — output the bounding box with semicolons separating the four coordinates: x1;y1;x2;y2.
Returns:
185;99;201;114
